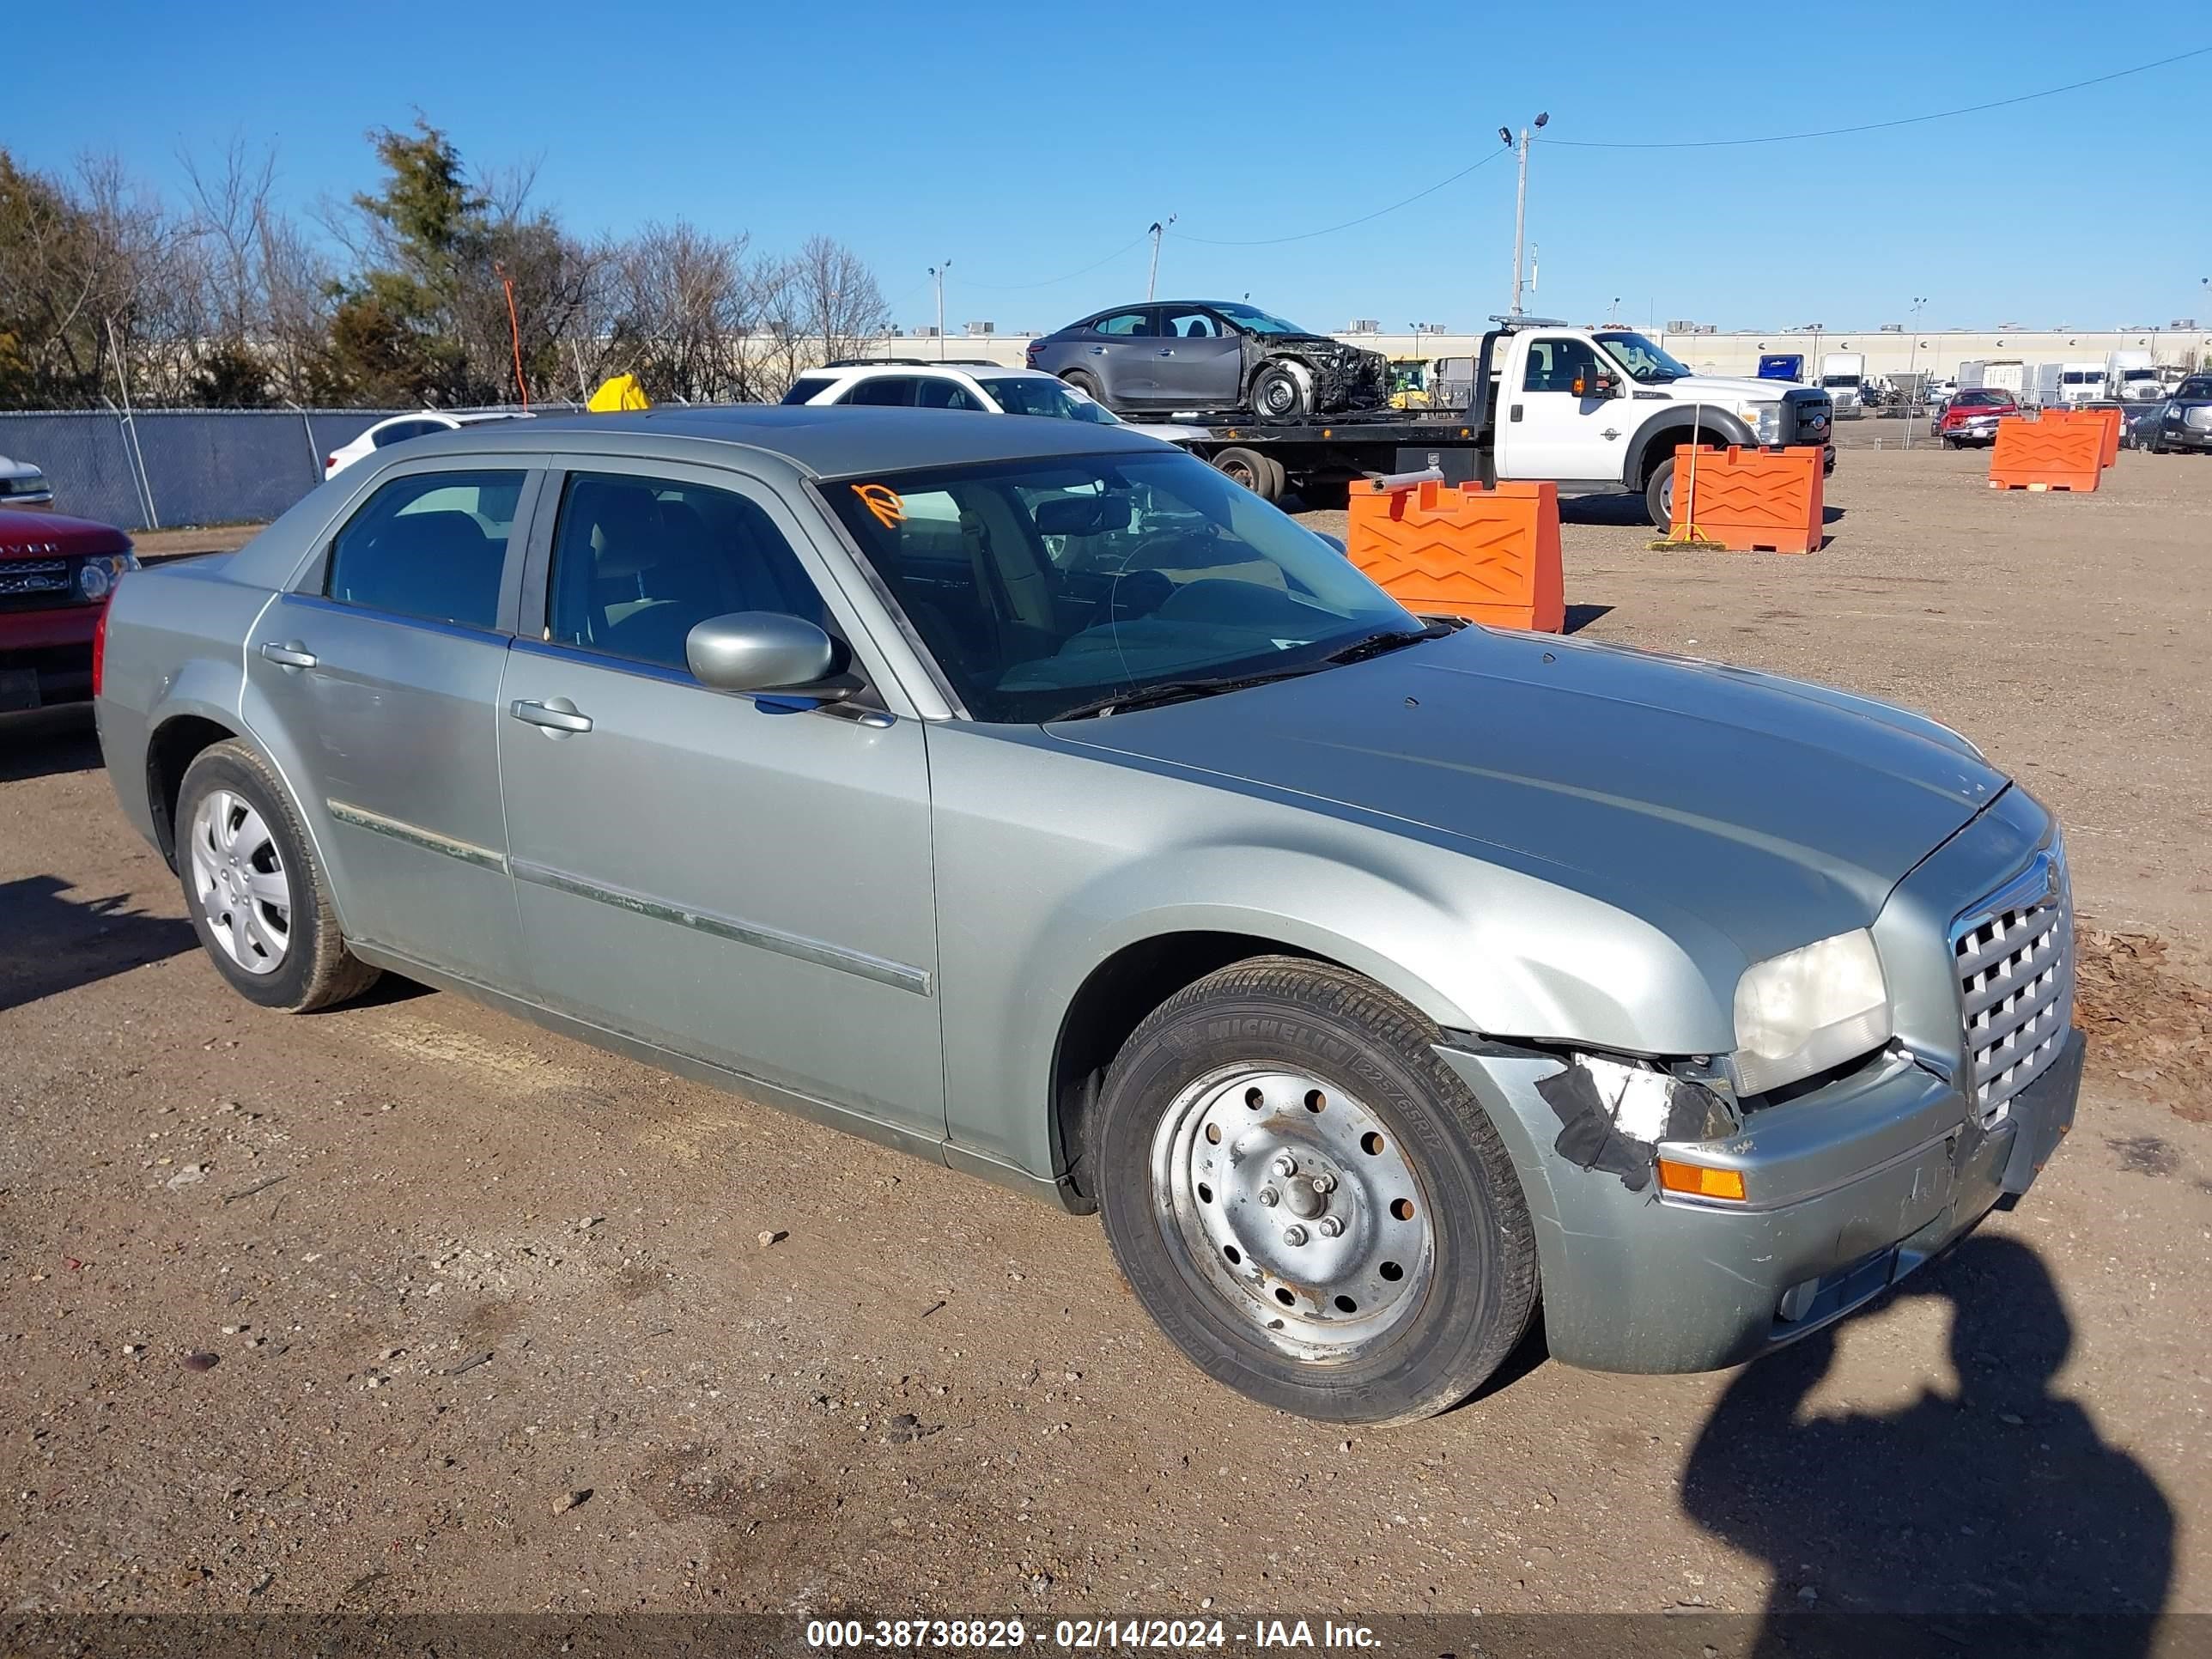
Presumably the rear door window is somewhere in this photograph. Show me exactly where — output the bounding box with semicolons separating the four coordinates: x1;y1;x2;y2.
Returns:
371;418;443;447
781;376;838;404
1094;312;1155;338
326;470;525;630
915;379;982;410
841;377;919;407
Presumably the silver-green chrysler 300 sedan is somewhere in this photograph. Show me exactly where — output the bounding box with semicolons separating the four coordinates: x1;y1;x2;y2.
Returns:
94;407;2081;1425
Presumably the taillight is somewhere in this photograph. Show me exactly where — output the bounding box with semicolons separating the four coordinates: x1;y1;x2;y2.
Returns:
92;601;109;698
325;453;338;471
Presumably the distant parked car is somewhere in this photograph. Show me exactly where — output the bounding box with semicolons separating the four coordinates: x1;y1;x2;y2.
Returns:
0;507;137;713
2148;375;2212;453
1933;388;2019;447
1026;301;1388;422
323;410;534;479
779;361;1206;446
0;453;56;512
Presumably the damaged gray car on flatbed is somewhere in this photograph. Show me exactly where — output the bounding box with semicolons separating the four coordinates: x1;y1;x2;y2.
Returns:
94;407;2080;1425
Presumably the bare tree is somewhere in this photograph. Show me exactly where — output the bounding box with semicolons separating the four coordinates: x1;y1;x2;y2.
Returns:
790;234;890;370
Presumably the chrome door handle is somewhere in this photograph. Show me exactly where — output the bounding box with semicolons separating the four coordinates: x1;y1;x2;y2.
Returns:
260;641;317;669
508;697;592;734
1158;348;1176;356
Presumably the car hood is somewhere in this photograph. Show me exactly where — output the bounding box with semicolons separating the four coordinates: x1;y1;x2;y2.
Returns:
1662;374;1820;402
0;507;131;560
1052;625;2007;963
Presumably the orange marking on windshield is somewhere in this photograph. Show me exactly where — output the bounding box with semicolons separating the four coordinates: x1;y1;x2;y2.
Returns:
853;483;906;529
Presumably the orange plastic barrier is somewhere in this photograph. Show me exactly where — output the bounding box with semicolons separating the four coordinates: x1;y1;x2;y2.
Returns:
1668;445;1825;553
1988;416;2102;491
1346;477;1564;631
2043;406;2121;468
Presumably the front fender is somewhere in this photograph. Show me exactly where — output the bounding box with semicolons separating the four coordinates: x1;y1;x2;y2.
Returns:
1621;408;1757;486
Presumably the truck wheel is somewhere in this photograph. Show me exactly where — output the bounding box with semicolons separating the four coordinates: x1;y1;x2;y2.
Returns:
1090;957;1538;1426
1250;364;1309;422
1644;456;1677;528
1212;447;1272;496
175;740;382;1013
1253;454;1287;502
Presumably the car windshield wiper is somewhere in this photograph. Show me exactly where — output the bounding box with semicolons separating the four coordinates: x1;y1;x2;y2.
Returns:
1049;666;1316;722
1321;620;1453;665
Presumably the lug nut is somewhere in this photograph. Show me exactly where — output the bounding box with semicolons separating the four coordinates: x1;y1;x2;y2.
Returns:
1271;1154;1297;1178
1282;1224;1310;1246
1310;1173;1336;1194
1316;1216;1344;1238
1257;1188;1280;1207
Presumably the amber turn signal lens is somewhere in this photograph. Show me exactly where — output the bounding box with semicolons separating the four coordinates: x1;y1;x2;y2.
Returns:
1656;1159;1747;1201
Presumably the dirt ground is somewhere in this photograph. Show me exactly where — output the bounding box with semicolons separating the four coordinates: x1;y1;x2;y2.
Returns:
3;445;2209;1632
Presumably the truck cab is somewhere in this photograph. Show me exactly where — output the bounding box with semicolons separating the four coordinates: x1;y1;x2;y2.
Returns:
2058;362;2106;406
1819;352;1866;416
1472;319;1836;524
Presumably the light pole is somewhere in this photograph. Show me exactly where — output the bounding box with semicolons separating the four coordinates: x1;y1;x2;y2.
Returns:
929;263;951;360
1146;215;1176;301
1500;112;1548;318
1904;296;1927;447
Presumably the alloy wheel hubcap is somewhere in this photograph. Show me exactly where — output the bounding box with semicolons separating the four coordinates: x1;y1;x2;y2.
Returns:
1149;1066;1435;1361
188;789;292;975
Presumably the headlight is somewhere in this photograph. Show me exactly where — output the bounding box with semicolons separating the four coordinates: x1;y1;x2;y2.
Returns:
1730;928;1891;1095
76;551;138;602
1735;401;1784;444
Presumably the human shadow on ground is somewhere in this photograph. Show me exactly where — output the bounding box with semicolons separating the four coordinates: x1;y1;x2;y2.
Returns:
1680;1232;2172;1658
0;873;197;1013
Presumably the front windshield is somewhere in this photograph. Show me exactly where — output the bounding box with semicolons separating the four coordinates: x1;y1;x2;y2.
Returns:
975;376;1118;424
1593;331;1692;383
822;451;1417;723
1820;374;1861;388
2179;380;2212;399
1214;302;1314;337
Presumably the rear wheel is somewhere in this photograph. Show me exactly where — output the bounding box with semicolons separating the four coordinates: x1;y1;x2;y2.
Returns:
175;741;381;1013
1062;368;1104;403
1091;957;1538;1425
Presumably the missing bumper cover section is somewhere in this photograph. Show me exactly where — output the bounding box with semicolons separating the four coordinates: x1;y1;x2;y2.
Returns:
1537;1053;1741;1193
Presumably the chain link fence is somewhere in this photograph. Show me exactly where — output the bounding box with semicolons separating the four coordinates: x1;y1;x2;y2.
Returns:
0;406;574;532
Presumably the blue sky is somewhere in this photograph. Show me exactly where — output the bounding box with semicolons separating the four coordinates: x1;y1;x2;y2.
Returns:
13;0;2209;336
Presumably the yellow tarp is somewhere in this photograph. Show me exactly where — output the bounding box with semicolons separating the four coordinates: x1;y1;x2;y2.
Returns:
586;374;651;413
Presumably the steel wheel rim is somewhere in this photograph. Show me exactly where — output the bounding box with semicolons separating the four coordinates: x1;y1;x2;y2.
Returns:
1260;378;1295;416
1149;1065;1436;1362
1658;470;1674;519
188;789;292;975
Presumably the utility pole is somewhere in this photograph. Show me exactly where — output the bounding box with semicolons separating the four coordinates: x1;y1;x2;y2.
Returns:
929;263;951;361
1500;112;1547;318
1146;215;1176;301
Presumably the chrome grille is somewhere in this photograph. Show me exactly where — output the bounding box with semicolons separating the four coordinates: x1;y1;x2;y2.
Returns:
0;559;71;599
1952;849;2073;1124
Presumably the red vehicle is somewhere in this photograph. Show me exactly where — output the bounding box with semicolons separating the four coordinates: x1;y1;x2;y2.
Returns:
0;507;137;713
1934;387;2020;447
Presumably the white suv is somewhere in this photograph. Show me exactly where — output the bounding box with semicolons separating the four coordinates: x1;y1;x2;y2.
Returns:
779;361;1201;446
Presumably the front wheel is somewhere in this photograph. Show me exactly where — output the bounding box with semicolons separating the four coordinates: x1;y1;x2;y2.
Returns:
1249;363;1310;422
1091;957;1538;1425
1644;455;1677;528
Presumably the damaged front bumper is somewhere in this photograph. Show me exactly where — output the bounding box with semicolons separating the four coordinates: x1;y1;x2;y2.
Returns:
1433;1030;2082;1374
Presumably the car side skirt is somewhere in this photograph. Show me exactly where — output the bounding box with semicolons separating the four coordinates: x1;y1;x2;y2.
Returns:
343;941;1084;1214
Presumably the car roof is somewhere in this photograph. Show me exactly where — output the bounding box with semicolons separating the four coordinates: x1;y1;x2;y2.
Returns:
801;363;1052;380
377;410;529;426
416;404;1164;477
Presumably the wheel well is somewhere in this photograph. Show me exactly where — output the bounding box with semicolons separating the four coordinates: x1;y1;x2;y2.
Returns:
146;714;238;867
1051;931;1331;1202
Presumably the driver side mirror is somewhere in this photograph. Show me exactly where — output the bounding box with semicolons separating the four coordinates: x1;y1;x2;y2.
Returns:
686;611;851;699
1573;370;1618;399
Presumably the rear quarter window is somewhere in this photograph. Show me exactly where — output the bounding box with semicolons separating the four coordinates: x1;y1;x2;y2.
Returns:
781;377;837;405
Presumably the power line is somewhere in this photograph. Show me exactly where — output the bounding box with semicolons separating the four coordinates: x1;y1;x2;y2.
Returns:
961;232;1153;291
1544;43;2211;149
1173;149;1509;247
